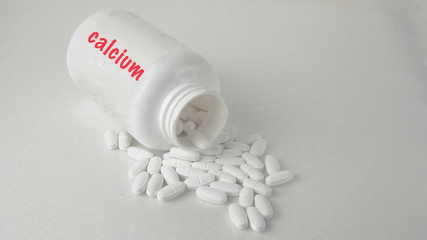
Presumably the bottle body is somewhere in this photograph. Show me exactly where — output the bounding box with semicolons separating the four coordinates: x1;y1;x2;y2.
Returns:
67;9;227;150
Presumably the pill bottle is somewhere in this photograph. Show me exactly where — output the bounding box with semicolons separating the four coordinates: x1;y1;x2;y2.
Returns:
67;9;228;150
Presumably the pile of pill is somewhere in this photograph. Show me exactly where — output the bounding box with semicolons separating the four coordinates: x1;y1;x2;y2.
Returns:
105;129;293;232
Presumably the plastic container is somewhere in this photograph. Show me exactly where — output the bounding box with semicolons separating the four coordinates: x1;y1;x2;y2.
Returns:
67;9;228;150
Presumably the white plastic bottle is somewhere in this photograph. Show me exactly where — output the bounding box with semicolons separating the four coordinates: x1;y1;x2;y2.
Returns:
67;9;228;150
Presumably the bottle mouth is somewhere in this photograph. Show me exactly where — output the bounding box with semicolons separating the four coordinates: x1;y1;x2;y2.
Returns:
159;83;228;150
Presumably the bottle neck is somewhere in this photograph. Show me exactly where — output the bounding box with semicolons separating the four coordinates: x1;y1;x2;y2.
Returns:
159;83;228;149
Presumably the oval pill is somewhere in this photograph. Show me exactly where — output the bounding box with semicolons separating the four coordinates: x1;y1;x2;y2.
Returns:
104;129;118;150
246;206;265;232
239;187;254;208
254;195;273;220
132;171;149;195
199;156;216;162
222;165;248;182
128;158;149;179
199;144;222;156
265;154;280;175
242;152;264;171
196;186;227;204
157;182;186;201
212;131;231;145
217;149;242;158
127;146;154;160
208;170;237;183
249;139;267;157
187;130;212;149
243;178;272;197
215;157;245;166
192;162;221;171
176;166;205;178
183;120;196;134
240;164;265;181
184;173;215;190
170;147;200;161
235;134;262;145
118;131;132;151
209;181;241;196
228;203;248;229
223;141;250;152
147;156;162;175
146;174;164;197
160;165;179;184
162;158;192;168
265;170;293;186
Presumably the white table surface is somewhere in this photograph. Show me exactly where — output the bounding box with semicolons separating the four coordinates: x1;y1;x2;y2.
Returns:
1;0;427;239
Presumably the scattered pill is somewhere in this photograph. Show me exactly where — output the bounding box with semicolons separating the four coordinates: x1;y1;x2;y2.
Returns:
217;149;243;158
199;145;222;155
118;131;132;151
161;165;179;184
239;187;254;208
170;147;200;161
210;181;241;196
196;186;227;204
157;182;186;201
132;171;149;195
104;129;118;150
212;131;231;144
199;156;216;162
265;154;280;175
162;158;192;168
127;146;154;160
265;170;293;186
146;173;164;197
222;165;248;182
228;203;248;229
187;130;212;149
242;152;264;171
223;141;250;152
240;164;265;181
208;170;237;183
128;158;149;179
192;162;222;171
184;173;215;190
249;139;267;157
235;134;262;145
176;166;206;178
147;156;162;175
246;206;265;232
243;178;272;197
254;195;273;220
215;157;245;166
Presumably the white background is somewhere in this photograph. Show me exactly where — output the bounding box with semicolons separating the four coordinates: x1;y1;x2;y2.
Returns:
1;0;427;239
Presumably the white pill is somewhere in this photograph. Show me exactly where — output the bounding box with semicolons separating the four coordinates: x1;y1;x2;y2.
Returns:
187;130;212;149
243;178;272;197
208;170;237;183
192;110;207;125
127;146;154;160
170;147;200;161
160;165;179;184
146;173;164;197
199;145;222;156
215;157;245;166
246;206;265;232
199;156;216;162
223;141;250;152
147;156;162;175
184;173;215;190
196;186;227;204
212;131;231;144
265;154;281;175
157;182;186;201
239;187;254;208
180;105;198;121
217;149;242;158
210;181;241;196
183;121;196;134
162;158;192;168
163;152;172;159
176;166;205;178
192;162;221;171
132;171;149;195
118;131;132;151
128;158;149;179
228;203;248;229
235;134;262;145
240;164;265;181
254;195;273;220
249;139;267;157
104;129;118;150
222;165;248;182
242;152;264;171
265;170;293;186
176;119;184;136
